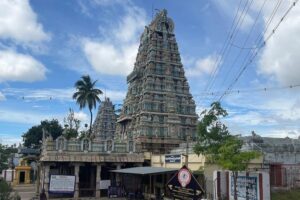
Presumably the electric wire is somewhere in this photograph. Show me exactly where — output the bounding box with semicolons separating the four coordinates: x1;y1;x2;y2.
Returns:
205;0;256;104
218;0;298;101
218;0;268;97
194;83;300;98
207;0;253;93
214;0;283;103
202;0;245;93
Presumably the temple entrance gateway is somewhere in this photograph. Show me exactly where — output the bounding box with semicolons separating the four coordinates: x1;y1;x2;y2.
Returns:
116;9;198;153
79;165;96;197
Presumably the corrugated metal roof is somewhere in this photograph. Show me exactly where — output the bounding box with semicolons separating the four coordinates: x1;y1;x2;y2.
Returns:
110;167;178;175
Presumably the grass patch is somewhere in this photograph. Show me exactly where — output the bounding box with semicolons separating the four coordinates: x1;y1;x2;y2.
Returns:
271;189;300;200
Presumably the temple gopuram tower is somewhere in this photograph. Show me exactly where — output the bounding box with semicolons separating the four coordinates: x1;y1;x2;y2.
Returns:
93;97;117;140
117;9;197;153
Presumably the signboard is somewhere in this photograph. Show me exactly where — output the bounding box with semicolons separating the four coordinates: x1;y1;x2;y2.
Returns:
5;170;14;182
167;165;204;200
165;154;181;163
49;175;75;193
229;173;259;200
100;180;111;189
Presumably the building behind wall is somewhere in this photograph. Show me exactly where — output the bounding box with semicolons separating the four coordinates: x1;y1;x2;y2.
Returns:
116;9;198;153
242;132;300;189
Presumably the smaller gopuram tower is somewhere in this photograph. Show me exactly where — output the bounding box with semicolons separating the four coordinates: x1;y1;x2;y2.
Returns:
93;97;117;140
116;9;198;153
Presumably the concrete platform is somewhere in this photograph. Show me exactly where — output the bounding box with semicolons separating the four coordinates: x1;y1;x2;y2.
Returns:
13;184;36;200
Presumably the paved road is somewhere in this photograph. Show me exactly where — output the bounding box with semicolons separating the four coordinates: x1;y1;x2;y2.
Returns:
13;184;36;200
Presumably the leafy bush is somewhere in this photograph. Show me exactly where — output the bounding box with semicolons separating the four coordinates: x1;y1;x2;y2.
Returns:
0;179;21;200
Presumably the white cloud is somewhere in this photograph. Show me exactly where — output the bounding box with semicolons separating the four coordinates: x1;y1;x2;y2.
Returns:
220;87;300;138
74;111;89;124
0;108;61;125
82;40;138;75
238;10;254;31
0;134;22;146
186;55;219;77
258;4;300;85
91;0;119;6
113;6;147;43
82;2;147;76
0;0;49;43
105;90;126;102
263;97;300;121
0;91;5;101
0;50;47;82
226;111;276;126
206;0;300;138
262;129;300;139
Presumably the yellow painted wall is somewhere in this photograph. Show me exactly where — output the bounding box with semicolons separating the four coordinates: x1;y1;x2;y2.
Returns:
151;153;206;171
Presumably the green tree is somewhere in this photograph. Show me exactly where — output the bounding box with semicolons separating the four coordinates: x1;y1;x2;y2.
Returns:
0;144;17;171
194;102;259;200
73;75;102;135
0;179;12;200
0;179;20;200
63;108;81;139
194;102;231;157
22;119;63;148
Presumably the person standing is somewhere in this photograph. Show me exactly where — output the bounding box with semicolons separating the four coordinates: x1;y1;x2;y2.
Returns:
40;189;47;200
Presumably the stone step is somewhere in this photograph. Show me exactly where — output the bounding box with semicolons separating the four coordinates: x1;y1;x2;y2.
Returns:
13;184;36;192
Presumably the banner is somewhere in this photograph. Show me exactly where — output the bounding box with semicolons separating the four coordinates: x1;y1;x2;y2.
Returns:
49;175;75;193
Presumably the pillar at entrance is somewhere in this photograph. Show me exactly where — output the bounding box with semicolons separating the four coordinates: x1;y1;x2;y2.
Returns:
115;164;121;185
74;164;80;199
44;165;50;199
36;163;40;195
96;164;102;198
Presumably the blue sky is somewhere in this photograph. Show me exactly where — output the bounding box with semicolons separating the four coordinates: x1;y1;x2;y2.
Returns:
0;0;299;145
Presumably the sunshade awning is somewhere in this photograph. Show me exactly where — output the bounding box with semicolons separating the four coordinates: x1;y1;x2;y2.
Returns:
110;166;178;175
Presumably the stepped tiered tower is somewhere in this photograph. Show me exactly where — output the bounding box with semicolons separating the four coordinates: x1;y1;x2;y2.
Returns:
117;10;197;153
93;97;117;140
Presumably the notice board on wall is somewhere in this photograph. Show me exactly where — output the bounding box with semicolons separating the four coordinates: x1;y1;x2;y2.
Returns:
49;175;75;193
229;173;259;200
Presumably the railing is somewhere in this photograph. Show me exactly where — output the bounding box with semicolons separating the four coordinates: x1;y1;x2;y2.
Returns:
114;143;127;153
43;139;137;154
91;144;105;152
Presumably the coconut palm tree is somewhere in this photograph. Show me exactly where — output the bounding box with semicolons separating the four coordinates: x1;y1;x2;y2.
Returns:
73;75;102;135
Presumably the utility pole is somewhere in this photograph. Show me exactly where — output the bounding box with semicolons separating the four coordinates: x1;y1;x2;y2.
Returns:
185;133;190;167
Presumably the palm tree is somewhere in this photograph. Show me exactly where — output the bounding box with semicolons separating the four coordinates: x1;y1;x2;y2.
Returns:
73;75;102;135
